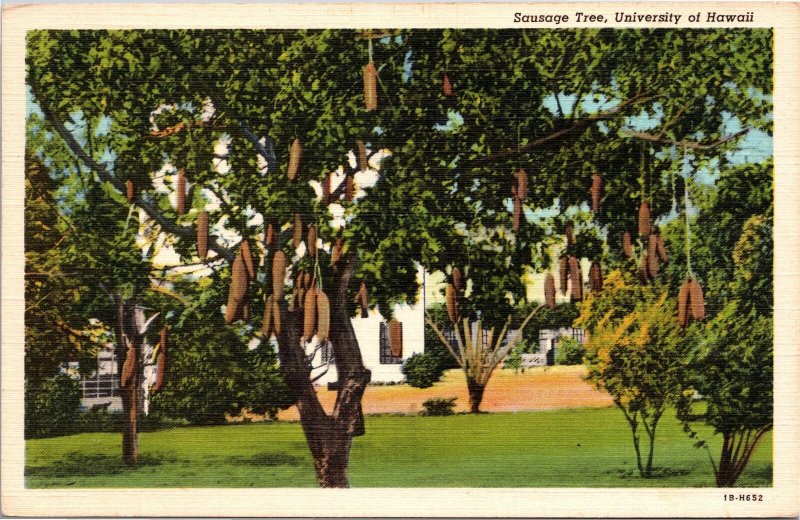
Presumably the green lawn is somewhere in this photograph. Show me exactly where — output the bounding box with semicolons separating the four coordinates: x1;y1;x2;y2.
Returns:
25;407;772;488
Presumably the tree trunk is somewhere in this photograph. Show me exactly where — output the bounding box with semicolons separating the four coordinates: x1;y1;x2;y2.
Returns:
303;417;353;487
273;251;370;488
466;376;486;413
113;296;149;466
643;412;661;477
716;432;735;487
120;367;139;465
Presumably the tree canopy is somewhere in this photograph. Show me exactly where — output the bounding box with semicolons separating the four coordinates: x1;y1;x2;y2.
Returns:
26;27;773;487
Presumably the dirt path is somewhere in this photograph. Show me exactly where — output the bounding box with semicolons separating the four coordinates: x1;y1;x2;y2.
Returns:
276;365;612;421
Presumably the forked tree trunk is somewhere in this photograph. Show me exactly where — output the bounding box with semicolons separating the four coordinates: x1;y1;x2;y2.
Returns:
274;252;370;488
466;376;486;413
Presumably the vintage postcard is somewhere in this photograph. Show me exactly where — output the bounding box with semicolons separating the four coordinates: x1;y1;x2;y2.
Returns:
2;2;798;517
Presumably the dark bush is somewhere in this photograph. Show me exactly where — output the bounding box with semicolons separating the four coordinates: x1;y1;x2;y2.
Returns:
25;375;82;438
421;397;458;416
402;352;446;388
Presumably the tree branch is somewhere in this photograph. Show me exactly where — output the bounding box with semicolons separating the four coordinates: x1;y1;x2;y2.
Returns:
464;92;659;168
28;76;236;263
620;127;750;150
424;313;463;366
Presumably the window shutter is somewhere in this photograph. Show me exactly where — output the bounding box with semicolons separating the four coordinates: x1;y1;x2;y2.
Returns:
389;319;403;358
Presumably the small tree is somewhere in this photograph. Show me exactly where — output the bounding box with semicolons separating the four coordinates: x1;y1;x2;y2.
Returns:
555;336;585;365
576;270;687;477
427;305;543;413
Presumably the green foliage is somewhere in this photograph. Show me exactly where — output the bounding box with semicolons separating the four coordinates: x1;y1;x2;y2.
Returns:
25;375;82;439
680;303;772;436
660;159;773;315
555;337;585;365
513;302;580;353
420;397;458;416
26;29;774;328
402;352;446;389
149;324;292;425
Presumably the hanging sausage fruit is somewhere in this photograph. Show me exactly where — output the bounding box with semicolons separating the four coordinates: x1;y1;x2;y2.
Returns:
511;169;527;233
676;149;705;327
354;281;369;318
677;277;705;327
240;239;256;280
591;173;603;213
224;249;249;324
287;138;302;181
446;283;459;323
272;250;287;300
363;62;378;111
622;231;634;259
568;256;583;302
589;262;603;293
316;291;331;343
452;267;463;293
176;168;187;216
356;139;368;172
196;211;209;259
151;327;168;394
442;73;453;97
303;286;318;342
559;256;569;295
126;179;136;204
565;221;576;247
544;273;556;309
638;201;651;237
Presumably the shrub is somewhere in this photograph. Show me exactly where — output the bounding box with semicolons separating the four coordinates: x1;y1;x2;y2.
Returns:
149;325;292;425
402;352;445;388
556;337;586;365
25;374;82;439
77;407;124;433
421;397;457;416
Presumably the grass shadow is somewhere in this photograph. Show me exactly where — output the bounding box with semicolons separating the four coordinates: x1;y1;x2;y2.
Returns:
608;466;692;480
228;452;306;467
26;452;172;479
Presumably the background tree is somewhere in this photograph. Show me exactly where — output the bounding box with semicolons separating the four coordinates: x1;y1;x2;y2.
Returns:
27;28;772;486
24;151;103;384
575;270;688;477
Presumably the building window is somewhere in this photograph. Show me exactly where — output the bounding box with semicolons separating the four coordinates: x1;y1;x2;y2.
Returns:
81;372;121;399
320;341;334;364
379;322;403;364
80;349;121;399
